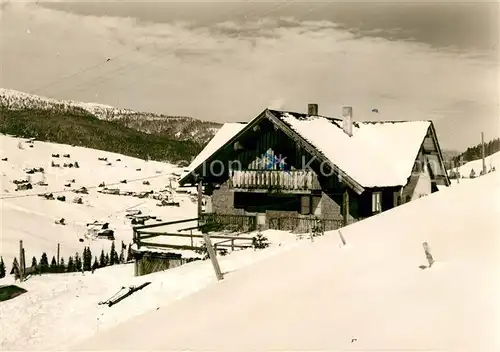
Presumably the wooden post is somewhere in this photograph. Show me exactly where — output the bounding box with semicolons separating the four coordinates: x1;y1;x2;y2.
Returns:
19;240;24;282
135;229;141;250
190;229;194;248
202;232;223;281
481;132;486;175
21;247;26;279
422;242;434;267
197;179;203;227
342;189;349;227
309;215;314;242
134;257;139;277
57;243;60;266
338;230;347;246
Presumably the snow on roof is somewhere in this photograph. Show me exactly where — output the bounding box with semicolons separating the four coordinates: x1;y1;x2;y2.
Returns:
182;122;247;177
181;109;433;187
278;111;431;187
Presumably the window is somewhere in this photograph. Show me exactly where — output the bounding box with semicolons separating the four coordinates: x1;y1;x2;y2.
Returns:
393;192;401;207
372;192;382;213
311;196;321;216
300;195;311;215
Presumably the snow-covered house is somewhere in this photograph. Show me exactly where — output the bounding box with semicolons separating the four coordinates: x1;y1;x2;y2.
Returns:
179;104;450;231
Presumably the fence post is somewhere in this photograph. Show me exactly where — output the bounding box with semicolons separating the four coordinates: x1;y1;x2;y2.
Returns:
422;242;434;267
202;232;224;281
21;247;26;280
190;229;193;248
135;229;141;249
197;179;203;227
342;189;349;227
19;240;24;282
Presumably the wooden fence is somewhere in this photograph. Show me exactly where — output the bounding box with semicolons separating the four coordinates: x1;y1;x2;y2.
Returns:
268;216;344;234
200;213;257;233
229;169;321;191
132;217;255;276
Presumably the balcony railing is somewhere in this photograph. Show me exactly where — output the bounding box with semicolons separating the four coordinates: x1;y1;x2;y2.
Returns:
229;169;321;191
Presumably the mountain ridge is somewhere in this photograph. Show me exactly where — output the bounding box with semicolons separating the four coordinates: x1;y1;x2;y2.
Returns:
0;88;221;146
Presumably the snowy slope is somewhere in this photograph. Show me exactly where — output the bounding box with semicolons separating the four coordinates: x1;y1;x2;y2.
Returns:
0;134;304;351
0;134;195;267
450;150;500;178
75;173;500;352
0;230;299;351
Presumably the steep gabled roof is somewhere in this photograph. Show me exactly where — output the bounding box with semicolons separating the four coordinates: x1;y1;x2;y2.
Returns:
179;108;447;190
273;110;432;188
183;122;247;176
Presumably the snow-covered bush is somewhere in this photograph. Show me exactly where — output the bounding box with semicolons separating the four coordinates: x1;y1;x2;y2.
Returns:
252;227;270;250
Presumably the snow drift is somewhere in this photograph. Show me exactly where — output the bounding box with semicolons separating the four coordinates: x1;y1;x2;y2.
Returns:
74;173;500;352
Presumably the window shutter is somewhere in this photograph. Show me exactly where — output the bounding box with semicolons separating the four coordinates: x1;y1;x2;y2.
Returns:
393;192;401;207
372;192;382;213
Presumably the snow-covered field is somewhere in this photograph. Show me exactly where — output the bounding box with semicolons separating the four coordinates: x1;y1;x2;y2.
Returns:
0;134;301;351
2;133;499;352
0;134;198;267
0;230;299;351
74;173;500;352
449;150;499;178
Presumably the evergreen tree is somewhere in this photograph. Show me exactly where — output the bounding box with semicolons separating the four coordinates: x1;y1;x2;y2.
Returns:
119;241;125;264
104;253;110;267
40;252;49;273
99;249;106;267
119;248;125;264
11;257;20;280
50;256;57;273
470;168;476;179
0;257;5;278
31;256;38;275
126;243;133;262
67;256;75;272
75;252;82;272
59;257;65;273
109;241;119;265
83;247;92;271
92;256;99;272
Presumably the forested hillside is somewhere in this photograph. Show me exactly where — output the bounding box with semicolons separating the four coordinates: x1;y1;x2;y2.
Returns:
0;107;202;163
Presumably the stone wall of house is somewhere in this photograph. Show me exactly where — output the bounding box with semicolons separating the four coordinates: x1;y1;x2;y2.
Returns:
319;192;358;222
320;192;342;219
211;183;244;215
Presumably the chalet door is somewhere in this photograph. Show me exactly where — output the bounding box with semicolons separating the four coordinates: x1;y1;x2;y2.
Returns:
257;213;266;228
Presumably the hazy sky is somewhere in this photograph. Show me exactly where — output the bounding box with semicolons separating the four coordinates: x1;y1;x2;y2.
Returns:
0;0;498;151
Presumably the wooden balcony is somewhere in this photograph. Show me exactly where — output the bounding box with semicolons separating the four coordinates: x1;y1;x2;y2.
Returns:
229;169;321;192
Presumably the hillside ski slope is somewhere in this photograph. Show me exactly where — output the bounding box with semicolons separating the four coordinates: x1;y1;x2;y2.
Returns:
74;173;500;352
0;134;195;266
451;150;499;178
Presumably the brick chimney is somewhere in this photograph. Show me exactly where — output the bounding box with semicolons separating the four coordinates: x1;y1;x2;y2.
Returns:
342;106;353;137
308;103;318;116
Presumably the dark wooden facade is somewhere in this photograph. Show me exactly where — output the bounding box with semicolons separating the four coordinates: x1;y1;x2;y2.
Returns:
181;110;449;233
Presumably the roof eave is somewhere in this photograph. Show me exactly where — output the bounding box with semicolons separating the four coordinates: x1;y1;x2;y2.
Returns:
178;110;269;186
266;110;365;195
